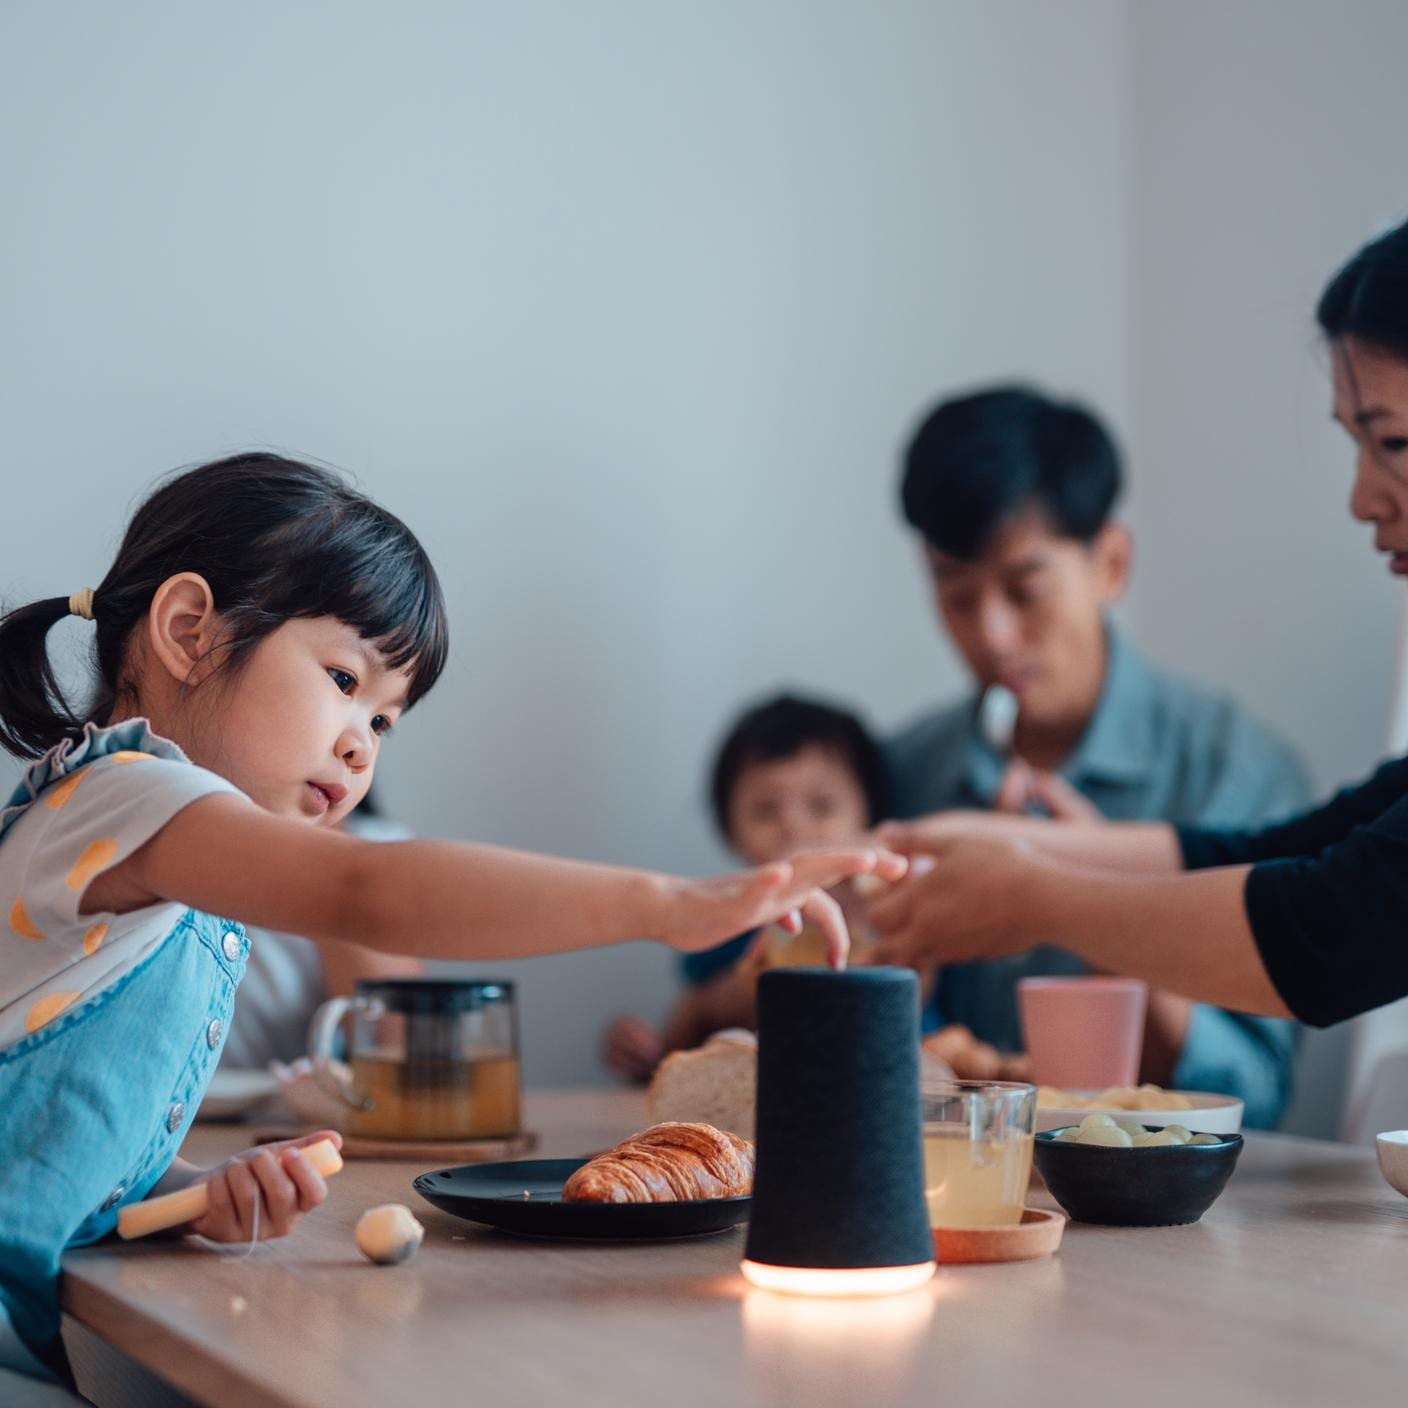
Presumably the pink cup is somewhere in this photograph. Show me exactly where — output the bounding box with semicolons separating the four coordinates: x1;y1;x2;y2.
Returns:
1017;976;1148;1089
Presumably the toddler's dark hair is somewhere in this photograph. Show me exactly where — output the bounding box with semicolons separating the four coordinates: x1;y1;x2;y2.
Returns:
709;693;886;839
901;385;1121;560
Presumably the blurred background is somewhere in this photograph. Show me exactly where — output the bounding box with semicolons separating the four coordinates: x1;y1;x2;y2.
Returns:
3;1;1406;1129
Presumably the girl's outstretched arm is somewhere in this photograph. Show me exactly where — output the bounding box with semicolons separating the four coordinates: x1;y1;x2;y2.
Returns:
87;794;906;963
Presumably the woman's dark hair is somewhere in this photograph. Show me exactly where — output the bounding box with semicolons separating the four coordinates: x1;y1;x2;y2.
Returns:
1317;218;1408;358
901;385;1121;560
0;453;449;758
709;693;887;839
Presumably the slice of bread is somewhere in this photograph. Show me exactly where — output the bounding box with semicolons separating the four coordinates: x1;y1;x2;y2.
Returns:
646;1029;757;1140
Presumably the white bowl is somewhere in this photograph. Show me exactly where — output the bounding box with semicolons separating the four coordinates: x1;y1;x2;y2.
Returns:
1375;1130;1408;1197
1036;1090;1244;1136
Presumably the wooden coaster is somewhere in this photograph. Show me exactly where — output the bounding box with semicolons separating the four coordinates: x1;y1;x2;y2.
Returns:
258;1129;539;1162
932;1207;1065;1264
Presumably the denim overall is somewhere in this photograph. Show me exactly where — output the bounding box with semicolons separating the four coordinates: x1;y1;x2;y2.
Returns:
0;908;247;1393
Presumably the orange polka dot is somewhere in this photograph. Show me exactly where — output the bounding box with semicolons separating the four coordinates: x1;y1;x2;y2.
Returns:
66;839;118;893
45;767;91;810
110;751;150;765
25;991;79;1034
9;899;43;941
83;923;109;956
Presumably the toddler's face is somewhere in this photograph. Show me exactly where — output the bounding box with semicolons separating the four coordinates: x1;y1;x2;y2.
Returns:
191;617;412;825
725;746;871;866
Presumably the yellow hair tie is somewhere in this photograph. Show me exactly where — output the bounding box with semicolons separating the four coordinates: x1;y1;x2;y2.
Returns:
68;589;95;621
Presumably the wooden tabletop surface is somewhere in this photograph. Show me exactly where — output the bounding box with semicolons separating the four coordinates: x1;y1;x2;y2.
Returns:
61;1088;1408;1408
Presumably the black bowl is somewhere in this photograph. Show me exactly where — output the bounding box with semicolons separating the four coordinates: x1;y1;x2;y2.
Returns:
1032;1127;1244;1226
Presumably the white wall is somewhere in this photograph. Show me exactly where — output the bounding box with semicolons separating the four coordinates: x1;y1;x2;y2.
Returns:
1132;0;1408;795
1131;0;1408;1136
10;4;1400;1124
0;2;1135;1084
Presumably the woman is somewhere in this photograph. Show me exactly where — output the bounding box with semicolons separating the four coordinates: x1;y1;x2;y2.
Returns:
868;216;1408;1031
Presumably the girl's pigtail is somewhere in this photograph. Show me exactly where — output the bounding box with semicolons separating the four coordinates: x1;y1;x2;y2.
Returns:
0;597;85;759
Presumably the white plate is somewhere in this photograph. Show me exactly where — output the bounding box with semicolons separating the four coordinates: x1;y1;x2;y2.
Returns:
1036;1090;1244;1136
197;1068;280;1122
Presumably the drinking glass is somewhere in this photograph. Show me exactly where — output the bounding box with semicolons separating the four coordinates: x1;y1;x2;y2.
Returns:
920;1079;1037;1228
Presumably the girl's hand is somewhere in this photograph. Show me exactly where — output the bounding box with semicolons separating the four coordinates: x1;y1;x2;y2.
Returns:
656;848;907;968
868;835;1046;970
188;1131;342;1243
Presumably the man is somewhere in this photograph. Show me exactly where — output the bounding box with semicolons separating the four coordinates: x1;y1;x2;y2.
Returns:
887;385;1310;1128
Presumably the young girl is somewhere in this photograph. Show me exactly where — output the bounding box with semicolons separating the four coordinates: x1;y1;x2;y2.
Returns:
0;453;902;1395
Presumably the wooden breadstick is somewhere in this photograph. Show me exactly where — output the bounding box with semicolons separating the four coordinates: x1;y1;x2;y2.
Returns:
116;1139;343;1241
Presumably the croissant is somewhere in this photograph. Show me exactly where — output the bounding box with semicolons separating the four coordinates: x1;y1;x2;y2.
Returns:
561;1121;755;1203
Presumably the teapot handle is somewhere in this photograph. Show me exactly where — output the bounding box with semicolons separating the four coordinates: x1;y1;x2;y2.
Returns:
307;995;376;1111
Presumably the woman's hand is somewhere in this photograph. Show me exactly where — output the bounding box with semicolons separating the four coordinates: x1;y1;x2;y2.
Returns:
187;1131;342;1243
868;835;1047;970
873;810;1004;851
655;848;908;968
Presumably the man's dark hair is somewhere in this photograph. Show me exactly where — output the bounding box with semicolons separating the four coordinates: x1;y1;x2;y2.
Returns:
709;693;886;839
900;385;1122;560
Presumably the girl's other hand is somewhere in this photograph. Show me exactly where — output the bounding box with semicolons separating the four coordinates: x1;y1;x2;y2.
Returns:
189;1130;342;1243
657;847;907;968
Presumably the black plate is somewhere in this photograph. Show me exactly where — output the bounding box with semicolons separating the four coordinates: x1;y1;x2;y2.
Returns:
413;1158;752;1240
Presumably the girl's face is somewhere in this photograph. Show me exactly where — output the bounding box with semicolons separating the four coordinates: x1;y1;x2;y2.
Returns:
1332;336;1408;574
189;616;411;825
725;746;871;867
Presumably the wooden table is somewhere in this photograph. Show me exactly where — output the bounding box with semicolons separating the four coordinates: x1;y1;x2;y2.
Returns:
61;1089;1408;1408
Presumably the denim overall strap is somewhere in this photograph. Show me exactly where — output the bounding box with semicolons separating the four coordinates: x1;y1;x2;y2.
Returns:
0;908;246;1384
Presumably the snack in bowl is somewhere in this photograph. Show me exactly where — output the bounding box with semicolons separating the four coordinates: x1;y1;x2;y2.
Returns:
1034;1084;1244;1136
1033;1120;1243;1226
561;1121;754;1203
1054;1114;1224;1148
1037;1083;1193;1112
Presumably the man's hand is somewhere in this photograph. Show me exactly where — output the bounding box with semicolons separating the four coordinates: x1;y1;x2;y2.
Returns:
868;835;1046;970
994;759;1104;821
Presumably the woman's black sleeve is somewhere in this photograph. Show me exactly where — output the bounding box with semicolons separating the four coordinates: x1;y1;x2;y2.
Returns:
1237;786;1408;1027
1176;755;1408;870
